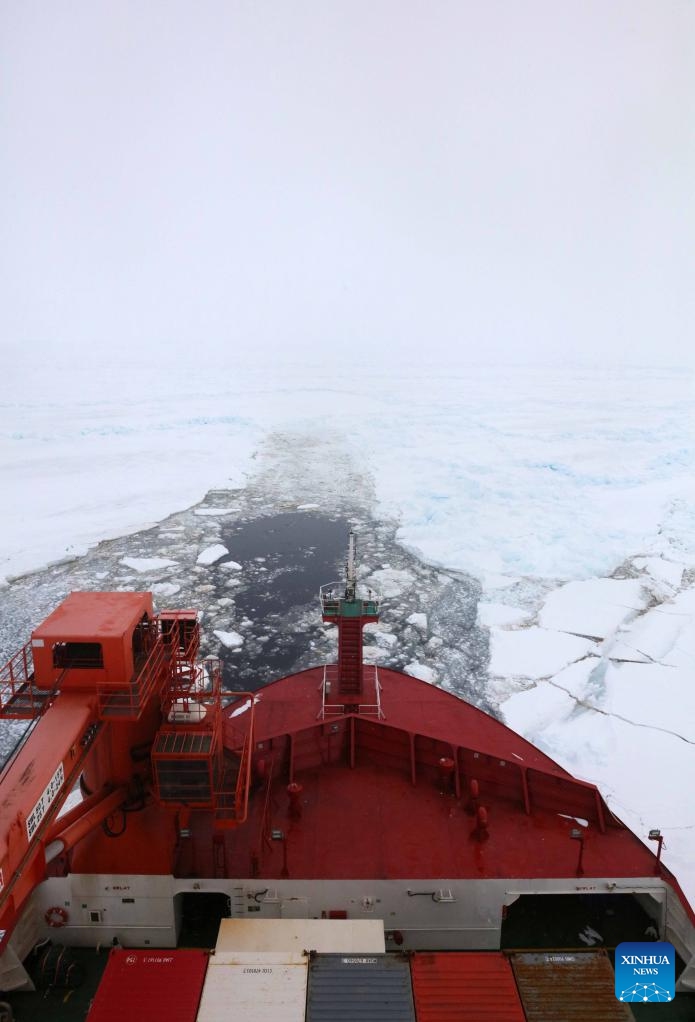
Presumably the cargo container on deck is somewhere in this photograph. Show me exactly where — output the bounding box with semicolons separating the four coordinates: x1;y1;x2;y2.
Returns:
306;952;415;1022
85;948;209;1022
196;951;308;1022
410;950;526;1021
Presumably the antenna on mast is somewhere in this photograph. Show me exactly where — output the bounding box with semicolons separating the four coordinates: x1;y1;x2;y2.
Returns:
345;530;357;601
320;531;380;701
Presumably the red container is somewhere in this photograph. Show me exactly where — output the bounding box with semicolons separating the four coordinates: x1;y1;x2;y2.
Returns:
411;951;526;1021
86;948;209;1022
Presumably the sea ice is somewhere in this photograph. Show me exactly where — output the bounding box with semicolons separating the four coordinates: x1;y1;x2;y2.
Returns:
609;607;686;665
404;662;436;683
194;507;239;516
367;568;414;597
490;626;597;678
197;545;229;566
213;630;244;649
539;579;646;639
477;602;531;628
501;682;577;738
119;556;177;572
633;556;684;589
406;612;428;631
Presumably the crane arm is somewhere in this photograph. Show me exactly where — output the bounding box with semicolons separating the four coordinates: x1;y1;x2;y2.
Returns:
0;691;103;952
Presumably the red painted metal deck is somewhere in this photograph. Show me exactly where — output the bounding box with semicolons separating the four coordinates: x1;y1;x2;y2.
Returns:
195;665;668;885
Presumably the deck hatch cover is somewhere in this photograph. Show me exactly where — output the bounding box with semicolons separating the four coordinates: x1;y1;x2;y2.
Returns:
411;951;525;1021
510;951;635;1021
85;948;209;1022
306;953;415;1022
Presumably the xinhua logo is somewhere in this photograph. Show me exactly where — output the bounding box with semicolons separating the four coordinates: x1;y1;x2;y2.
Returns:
615;941;675;1003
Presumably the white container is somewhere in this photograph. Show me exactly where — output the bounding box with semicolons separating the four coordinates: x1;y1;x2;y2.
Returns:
215;918;385;954
196;952;308;1022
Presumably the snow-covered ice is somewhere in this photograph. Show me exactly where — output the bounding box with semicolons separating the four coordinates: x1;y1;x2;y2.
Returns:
367;568;414;597
490;626;598;678
633;556;685;589
500;681;577;733
197;545;229;566
539;579;647;638
119;556;177;573
407;612;428;631
213;629;244;649
405;662;437;684
151;582;182;597
194;507;239;517
477;602;531;628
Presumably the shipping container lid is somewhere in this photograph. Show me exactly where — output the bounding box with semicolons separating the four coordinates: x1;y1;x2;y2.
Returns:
511;951;635;1021
411;951;526;1021
210;951;308;966
197;951;308;1022
215;918;385;953
86;948;209;1022
306;953;415;1022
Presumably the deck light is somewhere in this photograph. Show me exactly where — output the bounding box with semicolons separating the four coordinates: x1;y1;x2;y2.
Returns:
648;829;664;875
570;828;585;876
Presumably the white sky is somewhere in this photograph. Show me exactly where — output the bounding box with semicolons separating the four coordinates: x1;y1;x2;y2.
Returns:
1;1;693;369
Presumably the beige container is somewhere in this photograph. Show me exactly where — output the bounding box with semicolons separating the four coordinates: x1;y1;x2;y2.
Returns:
196;951;308;1022
215;918;386;953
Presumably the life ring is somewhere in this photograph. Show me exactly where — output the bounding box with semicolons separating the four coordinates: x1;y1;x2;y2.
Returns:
45;906;69;928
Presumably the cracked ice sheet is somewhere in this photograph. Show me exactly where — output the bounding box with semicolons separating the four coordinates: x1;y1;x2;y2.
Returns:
489;626;598;678
539;578;647;638
610;585;695;666
518;707;695;909
477;602;531;628
599;662;695;742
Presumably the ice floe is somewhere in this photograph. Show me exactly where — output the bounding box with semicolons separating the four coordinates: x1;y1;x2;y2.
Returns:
119;556;177;572
477;602;531;628
367;568;414;597
633;556;685;589
404;662;436;684
490;626;598;678
539;578;647;639
197;545;229;566
406;612;428;631
213;629;244;649
152;582;181;597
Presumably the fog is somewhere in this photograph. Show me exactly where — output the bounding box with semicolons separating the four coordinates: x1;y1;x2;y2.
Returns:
2;1;693;370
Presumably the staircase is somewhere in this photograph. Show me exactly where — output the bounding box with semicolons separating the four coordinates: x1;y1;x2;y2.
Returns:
338;617;363;696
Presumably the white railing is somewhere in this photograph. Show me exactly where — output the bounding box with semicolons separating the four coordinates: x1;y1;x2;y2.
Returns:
317;664;385;720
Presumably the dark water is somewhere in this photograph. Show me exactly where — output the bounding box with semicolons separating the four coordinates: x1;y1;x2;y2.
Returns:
215;512;350;689
219;512;349;616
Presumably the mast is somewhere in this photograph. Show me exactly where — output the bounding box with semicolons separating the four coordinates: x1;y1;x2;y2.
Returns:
320;531;379;703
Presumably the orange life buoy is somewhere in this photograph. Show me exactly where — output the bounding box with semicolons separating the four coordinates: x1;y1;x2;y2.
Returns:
45;905;69;928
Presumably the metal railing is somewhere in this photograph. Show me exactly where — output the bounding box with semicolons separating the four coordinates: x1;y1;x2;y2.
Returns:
0;642;43;719
319;581;380;615
97;635;167;719
214;693;256;828
317;663;385;720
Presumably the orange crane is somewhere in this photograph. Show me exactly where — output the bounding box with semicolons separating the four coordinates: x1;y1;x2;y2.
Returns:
0;592;254;954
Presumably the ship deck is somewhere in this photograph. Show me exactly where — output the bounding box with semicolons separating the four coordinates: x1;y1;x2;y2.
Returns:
196;665;674;886
183;758;664;884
